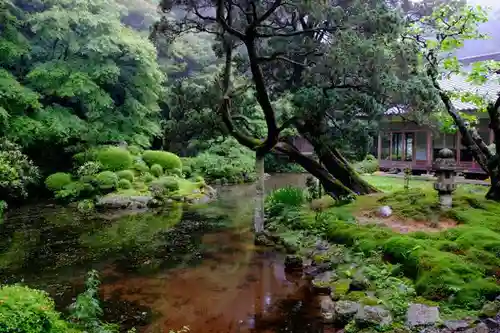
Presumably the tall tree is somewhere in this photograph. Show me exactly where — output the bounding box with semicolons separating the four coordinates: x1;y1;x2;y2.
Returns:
409;3;500;200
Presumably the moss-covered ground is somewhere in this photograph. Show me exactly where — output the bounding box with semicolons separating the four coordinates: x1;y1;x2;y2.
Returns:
266;175;500;319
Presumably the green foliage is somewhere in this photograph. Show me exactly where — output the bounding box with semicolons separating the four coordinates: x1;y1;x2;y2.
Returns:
151;176;180;192
265;186;305;219
0;140;40;200
189;138;255;183
354;155;379;174
96;171;118;191
116;170;134;182
150;164;164;177
45;172;72;192
69;270;119;333
0;284;79;333
264;154;304;173
268;175;500;311
0;200;6;221
97;147;133;172
77;161;102;178
118;178;132;190
0;0;164;177
142;150;182;170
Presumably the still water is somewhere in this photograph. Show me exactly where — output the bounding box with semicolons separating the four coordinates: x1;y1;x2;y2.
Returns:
1;173;329;333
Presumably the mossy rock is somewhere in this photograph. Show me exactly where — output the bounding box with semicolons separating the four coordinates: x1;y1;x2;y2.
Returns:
45;172;72;192
360;296;380;306
343;291;366;302
479;301;500;317
97;147;133;171
331;279;351;301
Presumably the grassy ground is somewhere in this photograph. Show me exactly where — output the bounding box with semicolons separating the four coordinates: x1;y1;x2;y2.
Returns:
268;175;500;317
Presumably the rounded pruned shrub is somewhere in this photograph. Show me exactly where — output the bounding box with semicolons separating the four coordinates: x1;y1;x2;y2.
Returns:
354;154;379;174
153;176;180;192
132;159;149;174
142;150;182;170
97;147;133;171
0;284;78;333
150;164;163;177
45;172;72;192
116;170;134;182
118;178;132;190
96;171;119;190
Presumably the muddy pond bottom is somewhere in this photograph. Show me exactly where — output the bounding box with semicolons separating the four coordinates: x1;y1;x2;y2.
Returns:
100;227;324;333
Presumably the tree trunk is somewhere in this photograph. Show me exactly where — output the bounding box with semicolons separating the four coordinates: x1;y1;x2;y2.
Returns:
275;142;354;198
296;122;379;195
486;172;500;200
253;151;266;233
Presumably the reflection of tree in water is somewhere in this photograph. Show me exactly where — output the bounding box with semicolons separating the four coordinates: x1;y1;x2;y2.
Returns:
244;253;325;333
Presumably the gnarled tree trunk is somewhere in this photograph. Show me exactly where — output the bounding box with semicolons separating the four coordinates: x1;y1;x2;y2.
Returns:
296;121;379;195
254;151;266;233
275;142;354;198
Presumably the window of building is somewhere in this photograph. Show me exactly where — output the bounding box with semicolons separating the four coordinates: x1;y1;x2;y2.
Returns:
381;133;390;160
415;131;427;161
392;132;403;160
404;133;414;161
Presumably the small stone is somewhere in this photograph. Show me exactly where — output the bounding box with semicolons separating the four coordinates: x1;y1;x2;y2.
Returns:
464;323;489;333
319;295;336;323
406;303;440;327
284;255;303;272
334;300;361;324
444;320;471;331
378;205;392;217
480;302;500;318
355;305;393;327
484;318;499;330
312;271;337;295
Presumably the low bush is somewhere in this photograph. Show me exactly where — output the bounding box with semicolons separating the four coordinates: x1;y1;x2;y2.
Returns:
265;186;305;218
0;284;79;333
354;154;379;174
118;178;132;190
142;150;182;170
97;147;133;171
0;140;40;200
150;164;163;177
96;171;118;190
45;172;72;192
117;170;135;182
151;176;180;192
76;161;101;177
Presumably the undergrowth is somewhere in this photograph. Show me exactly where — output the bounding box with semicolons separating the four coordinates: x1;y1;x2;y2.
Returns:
265;179;500;315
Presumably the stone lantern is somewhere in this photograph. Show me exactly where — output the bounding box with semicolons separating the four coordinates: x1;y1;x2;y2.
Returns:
432;148;457;210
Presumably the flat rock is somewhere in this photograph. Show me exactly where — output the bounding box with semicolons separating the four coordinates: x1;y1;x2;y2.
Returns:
407;304;440;327
483;318;499;330
464;323;489;333
444;320;471;331
334;300;361;324
355;305;393;327
481;302;500;318
96;195;153;209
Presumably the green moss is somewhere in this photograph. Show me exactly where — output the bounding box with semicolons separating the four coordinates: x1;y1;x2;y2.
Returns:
344;291;366;301
116;170;134;182
97;147;133;171
331;279;351;300
45;172;72;192
266;175;500;312
142;150;182;170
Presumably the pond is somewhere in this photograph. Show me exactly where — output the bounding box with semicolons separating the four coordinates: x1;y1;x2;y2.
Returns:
0;173;332;333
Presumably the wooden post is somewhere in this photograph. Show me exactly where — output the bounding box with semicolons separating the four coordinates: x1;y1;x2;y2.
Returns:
490;129;494;144
401;132;406;161
455;132;460;162
426;130;432;172
389;132;393;161
377;133;382;160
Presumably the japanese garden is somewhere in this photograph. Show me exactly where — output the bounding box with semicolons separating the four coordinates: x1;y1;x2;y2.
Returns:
1;0;500;332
